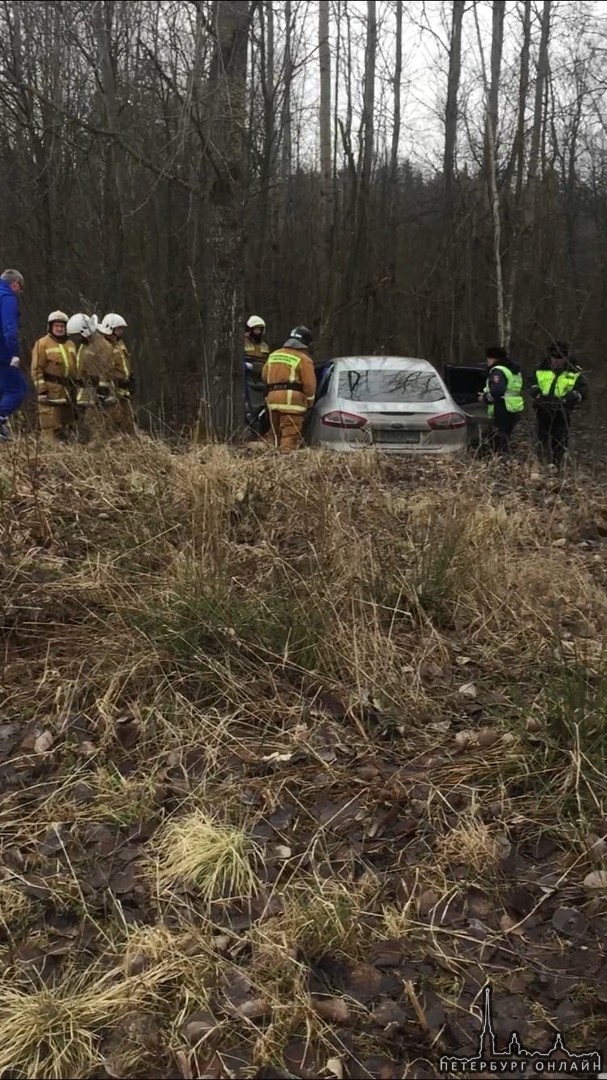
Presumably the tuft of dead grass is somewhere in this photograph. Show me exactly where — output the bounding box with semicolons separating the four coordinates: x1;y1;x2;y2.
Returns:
150;810;261;904
439;817;510;875
0;962;173;1079
0;882;32;933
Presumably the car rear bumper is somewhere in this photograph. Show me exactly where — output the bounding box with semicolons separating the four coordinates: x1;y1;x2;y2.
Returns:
316;440;467;456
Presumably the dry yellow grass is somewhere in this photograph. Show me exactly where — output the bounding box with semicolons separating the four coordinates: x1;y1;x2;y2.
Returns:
0;962;173;1079
439;818;510;874
0;437;605;1077
0;882;32;932
150;810;261;904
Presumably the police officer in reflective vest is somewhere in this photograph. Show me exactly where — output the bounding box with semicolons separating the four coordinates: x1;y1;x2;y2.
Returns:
529;340;587;468
479;345;524;456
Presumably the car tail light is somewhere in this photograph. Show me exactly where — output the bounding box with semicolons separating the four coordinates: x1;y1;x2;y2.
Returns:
427;412;467;430
321;410;368;429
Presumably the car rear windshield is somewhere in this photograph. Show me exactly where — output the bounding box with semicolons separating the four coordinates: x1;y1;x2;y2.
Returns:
338;369;445;403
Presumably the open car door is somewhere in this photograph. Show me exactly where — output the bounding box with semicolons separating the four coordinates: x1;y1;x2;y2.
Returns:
443;364;490;447
303;361;333;442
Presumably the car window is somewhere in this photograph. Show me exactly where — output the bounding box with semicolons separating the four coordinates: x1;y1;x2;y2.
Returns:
316;364;333;399
338;369;445;403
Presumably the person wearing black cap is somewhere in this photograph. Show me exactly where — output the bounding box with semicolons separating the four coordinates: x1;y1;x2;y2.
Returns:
529;340;587;467
478;345;525;456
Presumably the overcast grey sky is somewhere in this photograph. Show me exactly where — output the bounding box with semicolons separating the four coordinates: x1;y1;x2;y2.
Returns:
284;1;607;173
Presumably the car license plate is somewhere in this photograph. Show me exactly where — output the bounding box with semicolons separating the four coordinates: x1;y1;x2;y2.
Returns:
373;429;420;445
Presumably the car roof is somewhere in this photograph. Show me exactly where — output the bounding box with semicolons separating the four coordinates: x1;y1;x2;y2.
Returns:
329;356;438;372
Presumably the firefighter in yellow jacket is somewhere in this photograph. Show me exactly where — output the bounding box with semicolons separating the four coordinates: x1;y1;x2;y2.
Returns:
66;313;115;439
31;311;79;441
244;315;270;433
262;326;316;450
244;315;270;366
99;313;135;433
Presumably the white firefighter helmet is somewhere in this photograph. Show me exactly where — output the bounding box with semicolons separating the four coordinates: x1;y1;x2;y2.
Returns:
99;313;127;336
246;315;266;330
47;310;68;324
66;313;98;339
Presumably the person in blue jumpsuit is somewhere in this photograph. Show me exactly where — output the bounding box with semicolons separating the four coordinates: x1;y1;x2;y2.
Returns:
0;269;27;440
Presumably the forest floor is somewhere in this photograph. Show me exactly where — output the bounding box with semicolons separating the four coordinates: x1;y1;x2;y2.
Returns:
1;432;607;1080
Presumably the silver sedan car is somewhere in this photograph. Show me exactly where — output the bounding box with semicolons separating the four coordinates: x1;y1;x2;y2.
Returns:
307;356;470;454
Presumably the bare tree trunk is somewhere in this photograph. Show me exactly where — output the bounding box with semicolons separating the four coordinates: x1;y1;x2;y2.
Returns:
475;0;505;345
266;0;274;121
528;0;551;188
390;0;402;187
91;0;126;302
441;0;464;360
318;0;333;342
280;0;292;227
357;0;376;350
266;0;275;186
187;1;205;287
200;0;251;440
359;0;376;210
338;0;376;351
319;0;332;240
383;0;403;347
257;0;276;265
486;0;504;179
443;0;464;198
503;1;531;347
323;0;343;353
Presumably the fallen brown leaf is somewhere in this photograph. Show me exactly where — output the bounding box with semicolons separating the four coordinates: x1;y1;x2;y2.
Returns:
499;913;523;936
583;869;607;890
325;1057;344;1079
371;1000;408;1029
33;730;54;753
183;1011;216;1045
311;996;350;1024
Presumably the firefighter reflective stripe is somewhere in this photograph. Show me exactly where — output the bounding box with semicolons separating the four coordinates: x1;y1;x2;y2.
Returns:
266;402;307;414
113;344;131;397
41;343;70;377
265;352;303;409
32;339;72;396
57;344;69;377
76;345;95;405
76;343;86;404
265;353;300;370
485;365;524;417
244;340;269;357
32;340;46;392
535;369;579;397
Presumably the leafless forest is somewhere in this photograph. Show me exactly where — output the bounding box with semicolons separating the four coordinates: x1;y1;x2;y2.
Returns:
1;0;605;433
4;8;607;1075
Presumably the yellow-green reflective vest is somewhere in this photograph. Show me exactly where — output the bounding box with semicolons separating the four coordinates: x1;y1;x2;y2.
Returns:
485;365;524;417
535;369;580;398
